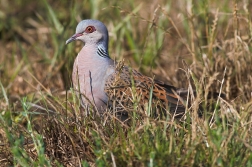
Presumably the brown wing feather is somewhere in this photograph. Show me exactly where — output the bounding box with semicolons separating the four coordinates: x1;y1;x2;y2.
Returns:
154;81;186;115
104;65;186;117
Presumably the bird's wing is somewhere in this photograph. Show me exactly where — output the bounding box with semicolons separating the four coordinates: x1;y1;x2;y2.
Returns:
104;64;186;116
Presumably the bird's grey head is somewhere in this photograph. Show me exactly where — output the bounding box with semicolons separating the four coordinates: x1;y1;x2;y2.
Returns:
66;19;109;49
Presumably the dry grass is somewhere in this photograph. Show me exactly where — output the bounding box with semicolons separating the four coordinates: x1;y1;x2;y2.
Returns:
0;0;252;166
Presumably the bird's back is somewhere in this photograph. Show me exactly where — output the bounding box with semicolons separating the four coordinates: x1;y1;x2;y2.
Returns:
104;62;186;117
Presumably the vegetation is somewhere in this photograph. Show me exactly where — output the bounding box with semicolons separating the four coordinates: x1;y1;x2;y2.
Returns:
0;0;252;166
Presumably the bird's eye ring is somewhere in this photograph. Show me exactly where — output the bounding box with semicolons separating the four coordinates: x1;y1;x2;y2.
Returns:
85;26;96;33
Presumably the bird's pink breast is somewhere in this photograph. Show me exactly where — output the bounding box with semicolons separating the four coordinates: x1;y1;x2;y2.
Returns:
72;45;114;111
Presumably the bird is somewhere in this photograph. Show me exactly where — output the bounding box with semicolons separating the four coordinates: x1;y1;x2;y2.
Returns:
65;19;218;119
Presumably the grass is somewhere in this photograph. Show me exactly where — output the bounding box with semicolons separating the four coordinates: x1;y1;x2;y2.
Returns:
0;0;252;166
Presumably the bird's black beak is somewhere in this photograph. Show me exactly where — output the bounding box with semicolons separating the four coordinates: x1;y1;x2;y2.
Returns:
65;33;83;45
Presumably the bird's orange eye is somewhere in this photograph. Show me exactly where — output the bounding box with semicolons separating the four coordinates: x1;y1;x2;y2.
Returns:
85;26;96;33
